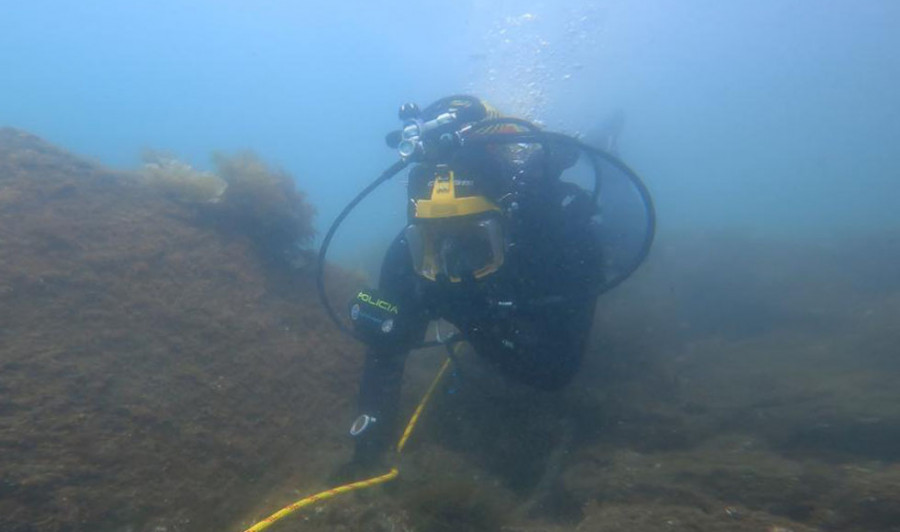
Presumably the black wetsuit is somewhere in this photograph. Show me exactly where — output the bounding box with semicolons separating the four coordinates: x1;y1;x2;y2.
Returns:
353;170;606;465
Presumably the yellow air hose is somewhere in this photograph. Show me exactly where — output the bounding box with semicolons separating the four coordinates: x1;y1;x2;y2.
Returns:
242;351;456;532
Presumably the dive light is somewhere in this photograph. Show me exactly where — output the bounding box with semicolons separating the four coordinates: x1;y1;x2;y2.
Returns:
348;287;403;346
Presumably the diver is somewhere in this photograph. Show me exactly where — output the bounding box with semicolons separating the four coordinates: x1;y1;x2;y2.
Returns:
317;95;655;478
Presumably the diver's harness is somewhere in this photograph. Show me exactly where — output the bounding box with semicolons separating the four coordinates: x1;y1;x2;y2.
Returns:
316;96;656;349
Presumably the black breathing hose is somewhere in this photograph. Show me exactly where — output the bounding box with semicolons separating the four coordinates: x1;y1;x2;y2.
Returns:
315;158;409;339
316;129;656;339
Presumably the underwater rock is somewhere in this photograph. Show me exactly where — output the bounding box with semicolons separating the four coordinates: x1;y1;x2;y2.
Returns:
3;129;898;531
0;129;361;531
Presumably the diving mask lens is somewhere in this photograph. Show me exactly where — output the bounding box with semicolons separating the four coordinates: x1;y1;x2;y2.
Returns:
438;229;493;280
405;217;505;282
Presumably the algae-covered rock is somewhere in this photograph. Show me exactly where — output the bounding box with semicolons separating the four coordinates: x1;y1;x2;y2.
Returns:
4;128;899;532
0;129;361;531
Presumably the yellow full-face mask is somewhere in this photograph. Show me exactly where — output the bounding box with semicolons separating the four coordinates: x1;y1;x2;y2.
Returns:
406;169;505;282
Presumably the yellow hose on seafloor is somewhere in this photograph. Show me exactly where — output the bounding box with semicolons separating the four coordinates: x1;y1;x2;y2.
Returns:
242;352;456;532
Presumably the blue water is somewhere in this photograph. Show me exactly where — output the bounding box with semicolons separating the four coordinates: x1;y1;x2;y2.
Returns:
2;1;899;266
3;4;900;530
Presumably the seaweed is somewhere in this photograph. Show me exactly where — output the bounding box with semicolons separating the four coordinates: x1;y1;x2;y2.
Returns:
138;148;317;268
210;150;316;267
140;149;226;204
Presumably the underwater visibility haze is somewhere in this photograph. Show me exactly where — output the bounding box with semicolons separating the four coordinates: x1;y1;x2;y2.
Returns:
1;1;899;531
